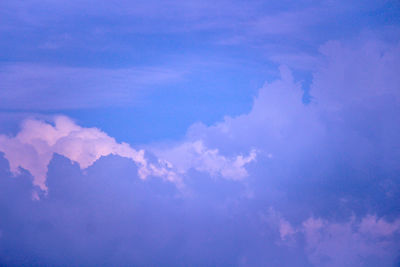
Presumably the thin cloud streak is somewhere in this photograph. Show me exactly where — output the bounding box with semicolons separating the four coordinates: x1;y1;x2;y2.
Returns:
0;63;185;110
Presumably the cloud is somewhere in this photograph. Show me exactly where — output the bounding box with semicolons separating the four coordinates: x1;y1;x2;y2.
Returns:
301;215;400;267
313;40;400;110
0;63;184;110
263;209;400;266
0;116;256;192
2;0;395;71
0;153;311;266
0;37;400;265
0;116;179;190
249;8;323;36
184;64;323;160
153;140;256;180
180;39;400;181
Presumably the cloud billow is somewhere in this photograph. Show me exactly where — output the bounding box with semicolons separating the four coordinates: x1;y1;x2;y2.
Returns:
0;116;255;192
0;38;400;266
0;116;172;191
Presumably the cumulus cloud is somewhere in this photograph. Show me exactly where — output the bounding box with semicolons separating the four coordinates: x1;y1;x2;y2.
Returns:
187;39;400;150
183;64;323;169
173;40;400;203
153;140;256;181
0;116;256;192
0;37;400;265
166;38;400;265
0;116;179;191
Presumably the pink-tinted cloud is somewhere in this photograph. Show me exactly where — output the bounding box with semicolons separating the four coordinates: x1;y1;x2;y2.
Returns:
263;210;400;266
301;215;400;267
0;116;257;192
0;116;178;190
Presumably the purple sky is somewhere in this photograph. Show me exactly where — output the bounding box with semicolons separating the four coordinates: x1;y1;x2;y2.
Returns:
1;1;400;266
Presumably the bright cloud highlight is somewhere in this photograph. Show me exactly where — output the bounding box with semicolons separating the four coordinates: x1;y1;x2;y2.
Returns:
0;116;256;192
0;116;174;190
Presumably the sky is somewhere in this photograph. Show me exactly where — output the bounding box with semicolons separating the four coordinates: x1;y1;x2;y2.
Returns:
0;0;400;266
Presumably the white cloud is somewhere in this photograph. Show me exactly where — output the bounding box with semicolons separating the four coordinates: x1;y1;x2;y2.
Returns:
153;140;256;180
0;116;256;192
183;64;323;162
1;38;398;201
0;116;179;191
172;40;400;182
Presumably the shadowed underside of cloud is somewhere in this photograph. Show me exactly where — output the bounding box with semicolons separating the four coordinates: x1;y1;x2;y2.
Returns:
0;154;291;266
0;153;399;267
0;38;400;266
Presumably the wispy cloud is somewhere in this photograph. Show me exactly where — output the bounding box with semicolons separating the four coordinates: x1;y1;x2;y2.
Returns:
0;63;184;110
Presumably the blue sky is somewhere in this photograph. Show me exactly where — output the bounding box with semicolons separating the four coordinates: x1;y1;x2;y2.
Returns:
1;0;400;266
